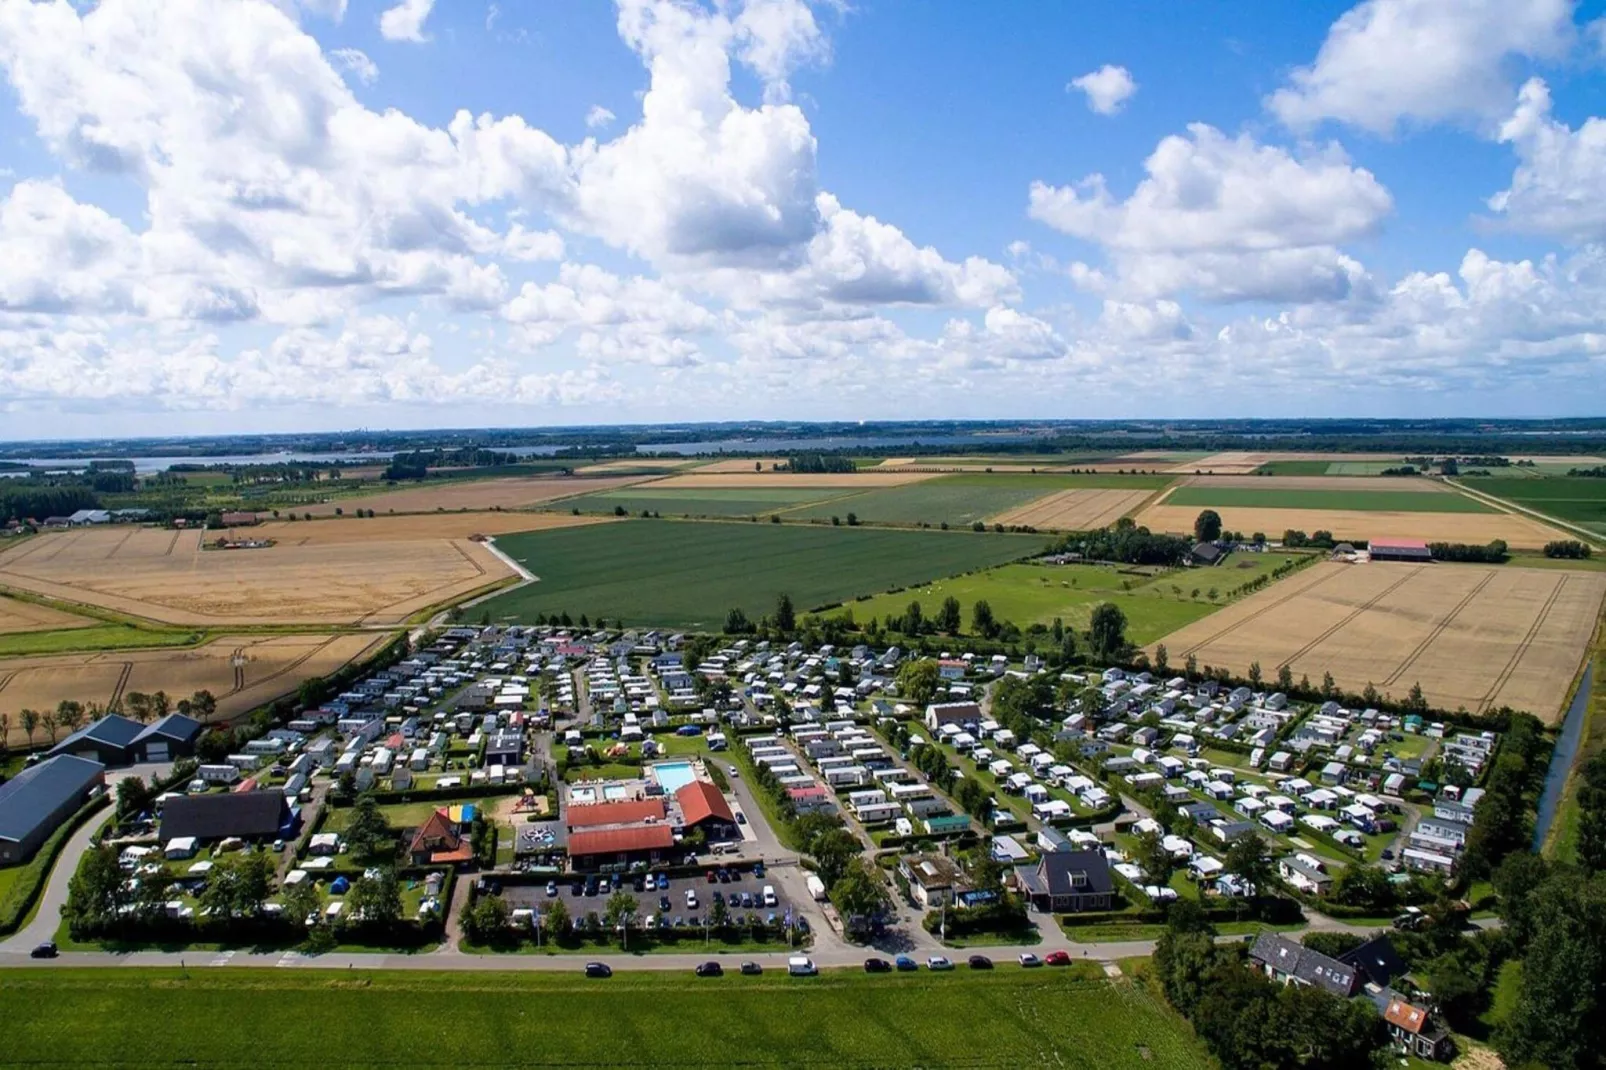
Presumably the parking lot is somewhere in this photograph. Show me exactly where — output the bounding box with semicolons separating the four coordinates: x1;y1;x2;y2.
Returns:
502;863;800;930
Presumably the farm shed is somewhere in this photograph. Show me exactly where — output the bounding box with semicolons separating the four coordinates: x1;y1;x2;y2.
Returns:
0;754;105;864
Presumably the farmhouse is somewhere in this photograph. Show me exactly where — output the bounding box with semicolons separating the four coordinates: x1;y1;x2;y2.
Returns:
1249;932;1359;997
0;754;105;864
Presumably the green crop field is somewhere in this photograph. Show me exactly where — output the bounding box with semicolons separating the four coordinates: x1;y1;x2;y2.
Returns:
1464;476;1606;534
1163;486;1492;513
0;966;1209;1068
837;552;1311;645
1252;460;1335;476
558;486;846;518
480;520;1045;629
784;472;1173;527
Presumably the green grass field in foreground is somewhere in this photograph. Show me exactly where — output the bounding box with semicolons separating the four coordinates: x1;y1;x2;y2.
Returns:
836;553;1310;645
482;519;1045;630
783;471;1173;527
0;966;1210;1069
1163;485;1492;513
1462;475;1606;535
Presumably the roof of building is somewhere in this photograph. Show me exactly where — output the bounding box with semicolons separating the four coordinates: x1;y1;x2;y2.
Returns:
408;809;473;863
160;789;287;841
565;799;667;829
1339;934;1409;989
904;854;961;890
675;780;734;827
1384;998;1431;1035
52;714;143;755
134;713;204;746
0;754;104;843
1191;542;1225;564
1029;850;1113;897
567;824;675;856
1249;932;1357;997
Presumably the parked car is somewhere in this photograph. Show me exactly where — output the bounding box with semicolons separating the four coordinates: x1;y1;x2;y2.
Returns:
685;890;699;909
787;956;817;976
655;873;670;890
1044;950;1072;966
29;942;57;959
741;892;753;909
927;956;954;971
894;955;918;971
1018;953;1042;968
706;870;718;883
753;862;766;877
545;881;558;897
584;962;612;978
863;957;892;973
740;961;763;975
695;961;723;977
727;892;741;908
659;895;672;912
967;955;993;970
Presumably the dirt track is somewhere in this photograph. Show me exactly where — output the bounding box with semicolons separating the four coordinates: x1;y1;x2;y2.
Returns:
1149;561;1606;720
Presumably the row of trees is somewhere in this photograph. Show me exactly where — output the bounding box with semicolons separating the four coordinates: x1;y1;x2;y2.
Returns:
1049;519;1192;566
781;453;856;474
1543;539;1593;559
1427;539;1509;563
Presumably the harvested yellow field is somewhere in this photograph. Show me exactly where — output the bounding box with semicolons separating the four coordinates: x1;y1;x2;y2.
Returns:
575;459;689;474
1179;475;1452;493
650;471;941;489
297;475;645;516
692;458;790;473
1134;503;1569;549
0;595;94;635
1165;451;1402;474
0;633;388;742
990;489;1154;530
1150;561;1606;720
0;514;597;627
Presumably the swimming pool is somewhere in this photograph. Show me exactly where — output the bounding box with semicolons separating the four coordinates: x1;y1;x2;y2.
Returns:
602;784;630;801
569;786;598;805
654;760;697;795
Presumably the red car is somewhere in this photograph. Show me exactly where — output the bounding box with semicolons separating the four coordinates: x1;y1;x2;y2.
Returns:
1044;950;1073;966
706;870;718;883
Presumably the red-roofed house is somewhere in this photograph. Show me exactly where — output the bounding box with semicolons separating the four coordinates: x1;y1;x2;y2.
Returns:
786;784;836;816
408;809;474;866
1383;997;1452;1061
565;799;667;829
675;781;737;839
1369;539;1432;562
567;824;675;868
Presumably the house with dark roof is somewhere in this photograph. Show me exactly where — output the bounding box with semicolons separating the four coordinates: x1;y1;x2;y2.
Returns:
1189;542;1226;566
1338;933;1408;990
1248;932;1359;997
160;788;289;844
50;714;145;765
0;754;105;864
1013;850;1113;913
675;781;737;840
132;714;204;763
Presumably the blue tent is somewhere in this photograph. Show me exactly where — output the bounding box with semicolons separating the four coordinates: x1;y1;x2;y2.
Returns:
329;876;351;895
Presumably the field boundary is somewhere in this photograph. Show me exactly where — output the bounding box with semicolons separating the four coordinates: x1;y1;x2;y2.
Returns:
1380;569;1498;687
1450;477;1605;549
1477;573;1569;712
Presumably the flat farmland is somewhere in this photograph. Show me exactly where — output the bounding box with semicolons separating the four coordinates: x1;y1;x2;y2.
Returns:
786;473;1171;528
0;514;598;627
560;485;847;518
1161;485;1492;513
989;488;1155;530
0;594;94;635
0;632;387;742
297;474;645;516
1182;475;1451;493
650;470;939;489
1150;561;1606;719
1134;502;1569;549
1462;476;1606;535
1167;451;1400;474
480;519;1045;629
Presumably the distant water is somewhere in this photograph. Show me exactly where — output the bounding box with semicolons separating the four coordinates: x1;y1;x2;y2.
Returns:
1534;662;1594;851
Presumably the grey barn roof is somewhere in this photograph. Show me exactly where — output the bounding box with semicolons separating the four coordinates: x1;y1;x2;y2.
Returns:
0;754;104;843
52;714;143;756
135;713;203;746
160;789;287;841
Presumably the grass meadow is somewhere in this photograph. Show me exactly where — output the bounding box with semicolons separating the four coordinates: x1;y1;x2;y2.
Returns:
0;966;1210;1068
482;519;1045;629
837;553;1309;645
1465;475;1606;535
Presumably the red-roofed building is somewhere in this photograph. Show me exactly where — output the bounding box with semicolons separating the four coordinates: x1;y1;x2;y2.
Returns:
409;809;474;866
1369;538;1432;562
565;799;667;829
1383;997;1452;1061
567;824;675;868
675;781;737;839
786;784;836;816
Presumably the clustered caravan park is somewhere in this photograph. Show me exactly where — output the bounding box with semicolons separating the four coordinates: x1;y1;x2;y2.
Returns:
0;430;1602;1068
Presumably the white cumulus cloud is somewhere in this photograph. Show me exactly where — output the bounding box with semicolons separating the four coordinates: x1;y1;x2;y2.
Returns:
379;0;436;43
1068;64;1136;116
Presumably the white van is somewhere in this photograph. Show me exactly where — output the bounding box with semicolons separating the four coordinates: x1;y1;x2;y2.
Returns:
787;955;817;976
762;885;778;907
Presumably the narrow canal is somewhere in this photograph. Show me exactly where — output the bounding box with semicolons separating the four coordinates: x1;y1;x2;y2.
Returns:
1533;661;1594;851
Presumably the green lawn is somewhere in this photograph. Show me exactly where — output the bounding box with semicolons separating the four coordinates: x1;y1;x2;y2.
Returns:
0;966;1212;1068
1073;919;1304;942
321;799;494;832
560;486;847;518
783;472;1173;527
839;553;1309;645
1252;461;1338;476
0;622;212;657
1461;475;1606;535
1163;486;1493;514
479;519;1046;630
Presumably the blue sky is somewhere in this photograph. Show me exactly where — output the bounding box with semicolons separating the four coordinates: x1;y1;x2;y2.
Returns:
0;0;1604;437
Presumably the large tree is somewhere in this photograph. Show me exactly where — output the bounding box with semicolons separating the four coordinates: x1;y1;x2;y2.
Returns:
1193;509;1223;543
937;596;962;635
829;859;891;931
1088;602;1128;659
896;659;941;707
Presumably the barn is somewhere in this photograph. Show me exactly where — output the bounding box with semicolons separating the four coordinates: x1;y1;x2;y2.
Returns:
1369;538;1432;563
